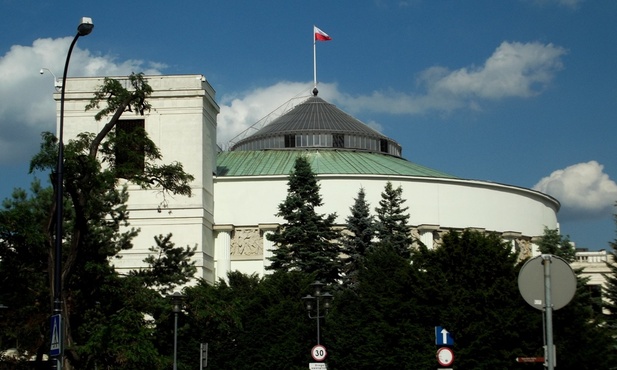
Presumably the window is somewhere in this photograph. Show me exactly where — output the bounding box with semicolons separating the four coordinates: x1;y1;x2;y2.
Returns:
284;134;296;148
380;139;388;153
333;134;344;148
115;119;145;179
587;284;603;315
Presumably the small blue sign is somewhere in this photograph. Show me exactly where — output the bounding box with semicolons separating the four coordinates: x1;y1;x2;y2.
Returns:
435;326;454;346
50;314;62;356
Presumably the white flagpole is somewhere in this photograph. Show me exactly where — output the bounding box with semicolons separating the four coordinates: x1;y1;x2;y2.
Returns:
313;26;317;88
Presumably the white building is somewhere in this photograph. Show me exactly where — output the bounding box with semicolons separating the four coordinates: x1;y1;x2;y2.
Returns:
58;74;566;285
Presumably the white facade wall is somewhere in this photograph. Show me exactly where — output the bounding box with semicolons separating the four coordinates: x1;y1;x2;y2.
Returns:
214;175;558;235
214;174;559;278
57;75;219;281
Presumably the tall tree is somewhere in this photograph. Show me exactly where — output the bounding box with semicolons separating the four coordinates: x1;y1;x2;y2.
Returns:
604;205;617;329
374;181;412;259
0;73;196;369
340;187;375;289
0;182;53;364
266;156;342;284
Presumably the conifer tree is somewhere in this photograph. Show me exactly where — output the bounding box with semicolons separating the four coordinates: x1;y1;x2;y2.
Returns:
341;187;375;288
537;226;576;262
266;156;342;284
374;181;412;259
603;206;617;327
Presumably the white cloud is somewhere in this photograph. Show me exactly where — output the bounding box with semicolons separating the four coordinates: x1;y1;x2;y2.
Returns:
0;38;566;167
216;41;566;144
533;161;617;220
336;41;566;115
0;37;163;165
424;41;566;99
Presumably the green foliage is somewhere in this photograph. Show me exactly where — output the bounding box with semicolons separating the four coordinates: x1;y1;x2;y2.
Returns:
131;234;197;295
73;276;166;369
604;206;617;331
85;73;153;121
181;271;315;370
374;181;412;259
417;230;539;370
330;244;433;370
267;156;342;284
532;227;614;368
0;74;197;368
101;228;614;370
340;187;375;289
551;274;616;370
537;226;576;262
0;182;52;358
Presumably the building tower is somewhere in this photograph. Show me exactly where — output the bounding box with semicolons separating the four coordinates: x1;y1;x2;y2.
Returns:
58;75;219;281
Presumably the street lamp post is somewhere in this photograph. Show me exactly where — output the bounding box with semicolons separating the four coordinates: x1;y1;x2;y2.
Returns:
301;281;333;346
51;17;93;370
170;292;186;370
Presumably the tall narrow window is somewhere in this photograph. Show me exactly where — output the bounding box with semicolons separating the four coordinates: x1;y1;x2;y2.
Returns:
116;119;145;179
333;134;344;148
380;139;388;153
284;134;296;148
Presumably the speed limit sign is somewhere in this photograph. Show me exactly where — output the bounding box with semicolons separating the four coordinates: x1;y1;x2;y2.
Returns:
311;344;327;361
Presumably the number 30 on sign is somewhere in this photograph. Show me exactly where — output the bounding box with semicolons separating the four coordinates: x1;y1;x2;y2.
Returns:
311;344;327;361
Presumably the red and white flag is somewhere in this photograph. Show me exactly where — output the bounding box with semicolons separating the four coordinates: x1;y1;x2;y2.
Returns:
314;26;332;41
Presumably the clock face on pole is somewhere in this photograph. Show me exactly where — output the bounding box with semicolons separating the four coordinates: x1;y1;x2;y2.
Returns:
436;347;454;367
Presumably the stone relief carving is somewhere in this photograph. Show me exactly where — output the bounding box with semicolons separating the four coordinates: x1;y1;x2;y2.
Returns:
230;228;263;256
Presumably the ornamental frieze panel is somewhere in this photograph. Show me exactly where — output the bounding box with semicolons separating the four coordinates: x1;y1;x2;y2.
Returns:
230;228;263;256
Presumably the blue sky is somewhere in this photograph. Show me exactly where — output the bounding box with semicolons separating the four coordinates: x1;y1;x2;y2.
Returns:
1;0;616;250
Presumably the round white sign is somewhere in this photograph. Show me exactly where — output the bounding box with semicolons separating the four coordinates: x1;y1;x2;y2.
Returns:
436;347;454;367
311;344;327;361
518;254;577;311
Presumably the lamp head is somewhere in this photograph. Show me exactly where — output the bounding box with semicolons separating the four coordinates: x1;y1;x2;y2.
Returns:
169;291;185;313
302;294;315;311
310;281;324;296
77;17;94;36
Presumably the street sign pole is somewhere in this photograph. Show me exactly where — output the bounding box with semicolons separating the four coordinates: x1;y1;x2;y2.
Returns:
519;254;574;370
50;314;62;367
200;343;208;369
543;255;555;370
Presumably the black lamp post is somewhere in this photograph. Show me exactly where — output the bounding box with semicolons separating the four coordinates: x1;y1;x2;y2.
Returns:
51;17;93;370
170;292;185;370
301;281;333;345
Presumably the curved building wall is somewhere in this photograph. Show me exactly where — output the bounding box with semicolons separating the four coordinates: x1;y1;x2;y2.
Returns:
214;174;558;234
213;173;559;279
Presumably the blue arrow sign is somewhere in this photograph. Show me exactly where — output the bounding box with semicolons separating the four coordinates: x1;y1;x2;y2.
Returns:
435;326;454;346
50;314;62;356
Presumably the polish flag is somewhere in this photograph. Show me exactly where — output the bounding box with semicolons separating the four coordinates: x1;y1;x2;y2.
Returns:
314;26;332;41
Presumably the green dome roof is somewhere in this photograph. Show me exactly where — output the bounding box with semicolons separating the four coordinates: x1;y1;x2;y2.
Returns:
216;149;457;178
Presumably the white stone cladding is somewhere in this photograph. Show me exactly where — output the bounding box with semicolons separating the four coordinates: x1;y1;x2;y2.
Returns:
57;75;219;282
213;174;560;279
